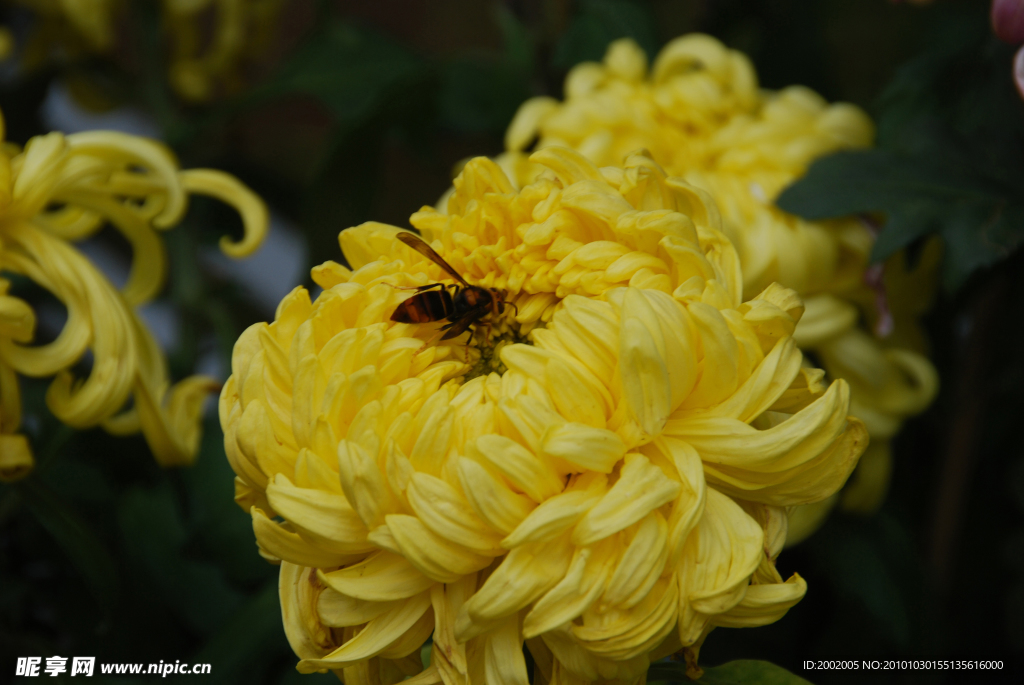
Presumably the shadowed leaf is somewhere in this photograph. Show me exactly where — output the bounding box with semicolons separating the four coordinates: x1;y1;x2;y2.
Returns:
777;149;1024;292
554;0;659;68
648;659;813;684
255;21;428;130
18;479;120;617
118;485;243;636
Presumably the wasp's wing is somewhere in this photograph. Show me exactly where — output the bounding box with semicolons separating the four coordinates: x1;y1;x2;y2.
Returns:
397;232;470;287
440;313;477;340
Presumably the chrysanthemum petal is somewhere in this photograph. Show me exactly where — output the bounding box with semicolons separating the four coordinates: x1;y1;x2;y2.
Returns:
573;574;679;661
677;488;763;645
297;590;431;672
457;538;573;641
319;551;434;602
503;476;607;548
280;562;334;660
456;457;537;535
688;337;801;423
484;614;530;685
529;148;605;187
572;453;680;546
266;473;373;554
430;577;474;685
524;539;617;637
179;168;268;258
385;514;494;582
506;97;559;152
252;506;357;568
338;438;394;530
602;513;670;608
407;472;505;552
0;433;33;483
711;573;807;628
468;434;564;503
540;423;626;473
617;312;671;437
317;589;400;628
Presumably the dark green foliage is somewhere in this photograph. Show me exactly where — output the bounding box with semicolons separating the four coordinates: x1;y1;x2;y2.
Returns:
553;0;659;67
649;659;812;684
17;478;120;620
253;21;427;133
777;148;1024;292
437;6;534;133
777;7;1024;292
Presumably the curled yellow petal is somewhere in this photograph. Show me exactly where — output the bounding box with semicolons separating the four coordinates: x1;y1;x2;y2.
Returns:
506;97;560;152
457;538;573;641
297;591;432;672
252;507;357;569
571;454;680;546
712;573;807;628
319;551;434;602
266;474;373;555
0;433;33;482
385;514;494;583
179;168;269;257
677;488;763;645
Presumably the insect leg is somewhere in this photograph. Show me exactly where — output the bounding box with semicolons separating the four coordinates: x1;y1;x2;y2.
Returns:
440;304;490;341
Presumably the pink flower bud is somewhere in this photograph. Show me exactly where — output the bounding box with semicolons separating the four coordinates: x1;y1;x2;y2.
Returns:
992;0;1024;44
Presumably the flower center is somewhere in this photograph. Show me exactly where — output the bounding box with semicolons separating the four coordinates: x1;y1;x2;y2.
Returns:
463;315;533;381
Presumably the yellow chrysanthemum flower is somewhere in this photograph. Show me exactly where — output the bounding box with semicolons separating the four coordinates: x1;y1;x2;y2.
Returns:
220;148;866;683
5;0;119;67
0;107;267;481
501;36;937;541
162;0;284;102
4;0;283;102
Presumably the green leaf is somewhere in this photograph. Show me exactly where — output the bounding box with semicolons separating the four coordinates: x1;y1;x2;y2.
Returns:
254;21;428;130
41;453;113;504
437;60;531;133
118;484;243;636
648;659;813;684
872;12;989;151
872;11;1022;168
778;8;1024;293
811;518;911;646
278;668;340;685
776;149;1024;292
496;4;534;75
553;0;659;69
437;6;533;133
17;479;119;616
183;418;274;585
192;581;284;684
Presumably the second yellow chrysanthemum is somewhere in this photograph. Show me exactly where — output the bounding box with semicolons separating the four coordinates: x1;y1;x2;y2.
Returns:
500;36;937;540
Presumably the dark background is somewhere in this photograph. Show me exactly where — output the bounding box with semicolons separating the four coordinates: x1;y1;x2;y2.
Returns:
1;1;1022;683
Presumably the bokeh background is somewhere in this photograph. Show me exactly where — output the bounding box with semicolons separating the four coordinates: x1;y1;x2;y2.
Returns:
1;1;1023;683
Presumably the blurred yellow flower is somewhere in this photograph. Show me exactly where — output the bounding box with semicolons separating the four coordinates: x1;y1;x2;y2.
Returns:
221;149;866;683
502;36;937;539
4;0;283;102
0;107;267;481
0;26;15;60
162;0;284;102
7;0;119;67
